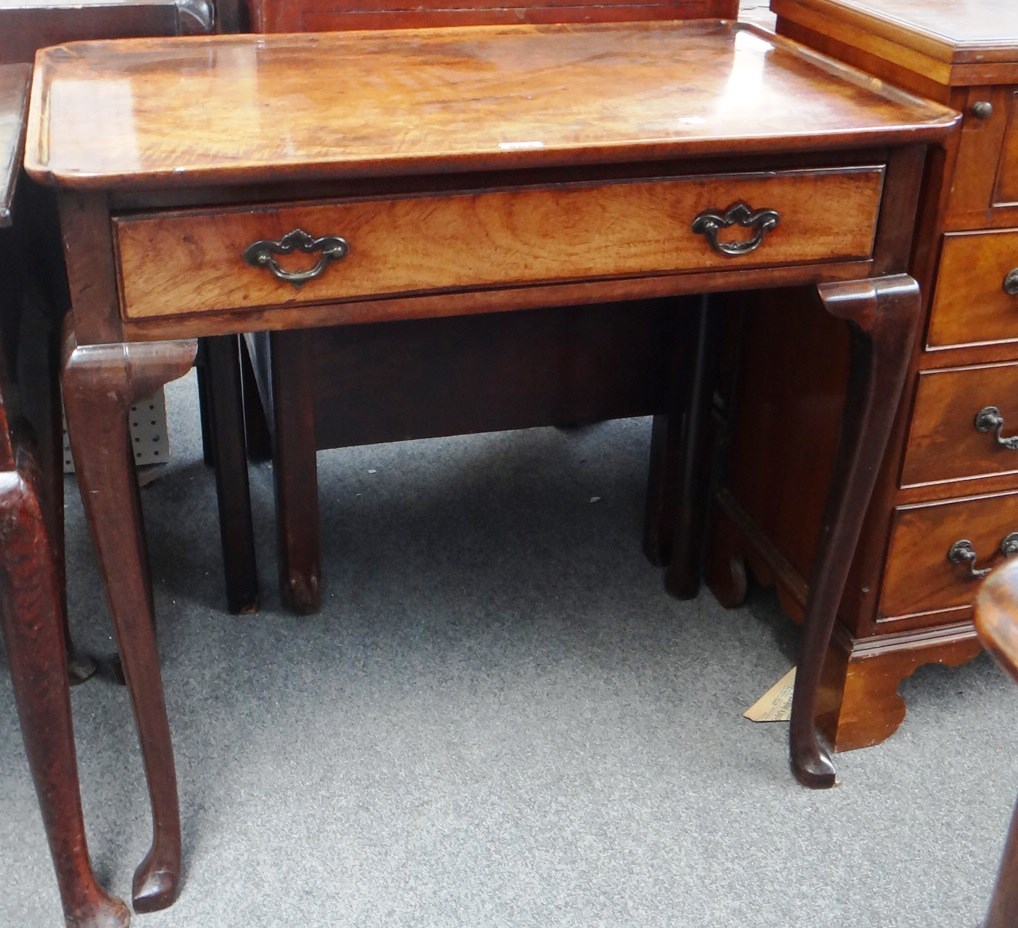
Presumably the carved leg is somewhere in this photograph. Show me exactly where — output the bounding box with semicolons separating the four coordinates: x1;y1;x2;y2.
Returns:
204;335;258;615
62;334;196;912
1;456;130;928
270;329;321;614
790;276;920;788
662;296;723;598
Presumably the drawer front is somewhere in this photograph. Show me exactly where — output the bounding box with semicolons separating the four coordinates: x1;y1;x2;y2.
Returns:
946;87;1018;223
927;229;1018;348
114;167;883;320
902;362;1018;487
995;90;1018;207
881;492;1018;620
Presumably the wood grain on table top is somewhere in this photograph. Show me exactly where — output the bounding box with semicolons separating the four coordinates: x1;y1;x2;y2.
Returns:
771;0;1018;62
25;20;957;190
0;64;31;227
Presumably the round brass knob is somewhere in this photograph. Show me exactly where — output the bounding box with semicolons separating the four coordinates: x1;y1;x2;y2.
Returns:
971;101;994;120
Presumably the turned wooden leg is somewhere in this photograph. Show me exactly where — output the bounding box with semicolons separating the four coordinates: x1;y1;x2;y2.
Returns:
662;296;723;598
62;333;196;913
1;453;131;928
270;329;321;614
789;276;920;788
204;335;258;615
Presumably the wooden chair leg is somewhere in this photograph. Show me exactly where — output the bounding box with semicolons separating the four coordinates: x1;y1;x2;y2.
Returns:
270;329;321;614
0;451;130;928
789;275;920;788
62;333;196;913
204;335;259;615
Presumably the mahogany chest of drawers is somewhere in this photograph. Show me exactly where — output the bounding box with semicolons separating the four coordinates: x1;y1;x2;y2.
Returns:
709;0;1018;750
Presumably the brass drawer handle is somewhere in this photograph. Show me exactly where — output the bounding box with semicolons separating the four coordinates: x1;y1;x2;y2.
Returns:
243;228;349;288
946;533;1018;580
692;201;780;257
975;406;1018;450
1004;269;1018;297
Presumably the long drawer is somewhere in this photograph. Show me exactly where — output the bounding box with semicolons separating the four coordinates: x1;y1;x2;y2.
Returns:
902;361;1018;487
113;166;884;320
880;491;1018;623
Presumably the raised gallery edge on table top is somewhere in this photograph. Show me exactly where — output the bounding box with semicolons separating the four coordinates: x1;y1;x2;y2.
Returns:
24;19;957;190
0;64;31;227
770;0;1018;65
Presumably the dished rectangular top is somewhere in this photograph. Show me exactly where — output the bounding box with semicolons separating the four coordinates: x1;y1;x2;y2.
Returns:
771;0;1018;68
25;20;958;190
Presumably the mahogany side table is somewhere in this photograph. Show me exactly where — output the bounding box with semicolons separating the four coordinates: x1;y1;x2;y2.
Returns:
25;20;956;917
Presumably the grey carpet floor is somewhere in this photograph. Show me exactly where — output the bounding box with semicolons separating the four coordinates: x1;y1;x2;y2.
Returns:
2;371;1016;928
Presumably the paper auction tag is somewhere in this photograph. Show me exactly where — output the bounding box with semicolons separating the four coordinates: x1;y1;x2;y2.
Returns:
744;667;796;723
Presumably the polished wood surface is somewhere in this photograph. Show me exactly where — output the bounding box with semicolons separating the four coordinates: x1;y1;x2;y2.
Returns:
997;95;1018;206
928;229;1018;349
30;17;952;909
25;21;956;190
248;0;738;30
115;167;883;320
771;0;1018;86
0;65;30;227
902;363;1018;487
882;492;1018;621
62;334;196;914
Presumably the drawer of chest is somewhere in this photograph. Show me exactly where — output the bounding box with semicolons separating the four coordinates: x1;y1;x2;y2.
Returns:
113;167;884;320
945;88;1018;222
998;92;1018;208
927;228;1018;349
881;492;1018;623
902;362;1018;487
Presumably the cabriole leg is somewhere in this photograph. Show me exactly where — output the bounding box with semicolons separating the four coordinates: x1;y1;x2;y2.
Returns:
62;333;196;912
790;276;920;788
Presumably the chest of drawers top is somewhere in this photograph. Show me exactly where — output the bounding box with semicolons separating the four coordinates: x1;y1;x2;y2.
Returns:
771;0;1018;91
24;19;955;192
